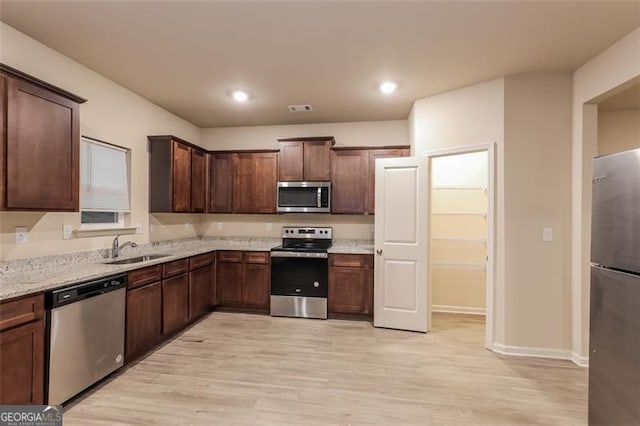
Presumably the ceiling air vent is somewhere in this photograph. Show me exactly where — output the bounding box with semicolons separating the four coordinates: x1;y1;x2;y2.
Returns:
288;104;313;112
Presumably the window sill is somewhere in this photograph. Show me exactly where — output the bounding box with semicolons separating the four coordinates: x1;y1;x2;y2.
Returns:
74;226;138;238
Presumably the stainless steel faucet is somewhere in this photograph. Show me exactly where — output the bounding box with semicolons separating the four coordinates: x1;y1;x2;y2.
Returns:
112;235;137;258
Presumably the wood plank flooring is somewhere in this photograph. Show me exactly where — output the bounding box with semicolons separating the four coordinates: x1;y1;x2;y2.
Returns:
64;312;587;425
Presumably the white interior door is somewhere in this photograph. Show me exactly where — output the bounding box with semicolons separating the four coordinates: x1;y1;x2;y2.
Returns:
374;156;429;332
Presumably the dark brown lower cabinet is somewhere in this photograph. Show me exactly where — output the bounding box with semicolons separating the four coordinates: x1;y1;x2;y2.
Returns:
217;251;269;310
125;281;162;361
0;294;45;405
162;273;189;335
189;265;213;320
328;254;374;317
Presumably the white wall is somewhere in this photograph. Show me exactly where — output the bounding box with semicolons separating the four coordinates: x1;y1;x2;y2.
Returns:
200;120;408;151
0;23;202;261
572;27;640;364
503;73;573;351
597;110;640;155
410;73;574;355
409;78;507;344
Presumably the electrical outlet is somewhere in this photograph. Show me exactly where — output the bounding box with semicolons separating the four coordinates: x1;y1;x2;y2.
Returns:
266;223;272;231
217;222;223;231
135;223;142;234
150;224;156;233
63;225;73;240
15;227;28;243
184;222;190;231
542;227;553;242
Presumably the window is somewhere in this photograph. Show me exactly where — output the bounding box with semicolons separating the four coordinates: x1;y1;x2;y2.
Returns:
80;136;130;228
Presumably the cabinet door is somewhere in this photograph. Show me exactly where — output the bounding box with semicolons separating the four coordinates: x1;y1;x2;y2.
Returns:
242;262;270;309
216;262;243;306
172;141;191;212
278;141;303;181
365;148;410;214
126;282;161;360
189;265;212;320
209;153;234;213
252;152;277;213
5;77;79;210
331;149;367;214
0;320;44;404
210;258;217;307
304;140;331;181
162;273;189;334
328;266;368;314
233;153;253;213
190;148;206;213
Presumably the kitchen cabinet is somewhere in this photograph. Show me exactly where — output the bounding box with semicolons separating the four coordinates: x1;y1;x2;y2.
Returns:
126;266;162;362
162;273;189;335
331;146;410;214
328;254;374;317
331;149;368;214
148;135;206;213
208;152;234;213
0;294;45;405
217;251;270;310
233;151;278;214
0;64;86;211
277;137;334;181
189;253;214;320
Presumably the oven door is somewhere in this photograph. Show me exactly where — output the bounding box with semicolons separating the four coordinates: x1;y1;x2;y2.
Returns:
270;252;328;319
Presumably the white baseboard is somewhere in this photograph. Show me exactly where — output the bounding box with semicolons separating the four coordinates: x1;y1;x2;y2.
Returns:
491;343;582;364
571;352;589;367
432;305;486;315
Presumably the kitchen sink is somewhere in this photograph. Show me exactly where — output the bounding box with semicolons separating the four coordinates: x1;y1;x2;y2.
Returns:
103;254;171;265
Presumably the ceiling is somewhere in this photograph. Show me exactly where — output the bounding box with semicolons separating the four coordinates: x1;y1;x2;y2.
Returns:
598;82;640;111
1;1;639;128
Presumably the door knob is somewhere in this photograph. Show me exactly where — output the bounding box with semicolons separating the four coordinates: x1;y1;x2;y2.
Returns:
376;249;383;255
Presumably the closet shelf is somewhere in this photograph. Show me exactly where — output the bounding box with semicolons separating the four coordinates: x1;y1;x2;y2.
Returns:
431;262;486;271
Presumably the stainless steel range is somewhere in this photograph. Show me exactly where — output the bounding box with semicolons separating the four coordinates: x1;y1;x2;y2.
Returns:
270;226;332;319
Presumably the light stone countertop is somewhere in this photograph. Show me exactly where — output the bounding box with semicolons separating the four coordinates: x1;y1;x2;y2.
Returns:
0;237;374;301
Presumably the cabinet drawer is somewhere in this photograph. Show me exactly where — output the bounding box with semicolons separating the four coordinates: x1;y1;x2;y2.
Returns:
217;251;243;263
0;294;44;331
128;265;162;290
244;251;269;264
189;252;214;270
330;254;370;268
163;259;188;278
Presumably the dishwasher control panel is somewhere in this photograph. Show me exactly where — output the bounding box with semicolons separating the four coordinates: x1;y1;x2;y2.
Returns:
47;274;127;308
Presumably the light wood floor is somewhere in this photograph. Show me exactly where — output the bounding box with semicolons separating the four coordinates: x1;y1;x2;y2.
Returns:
65;312;587;425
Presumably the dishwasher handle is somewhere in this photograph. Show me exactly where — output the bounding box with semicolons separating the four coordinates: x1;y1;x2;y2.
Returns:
49;274;127;308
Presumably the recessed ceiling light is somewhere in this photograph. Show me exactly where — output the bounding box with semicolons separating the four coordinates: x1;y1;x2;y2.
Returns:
232;91;249;102
379;81;397;94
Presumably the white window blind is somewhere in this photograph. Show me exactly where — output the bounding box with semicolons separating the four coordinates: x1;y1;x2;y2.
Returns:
81;137;130;212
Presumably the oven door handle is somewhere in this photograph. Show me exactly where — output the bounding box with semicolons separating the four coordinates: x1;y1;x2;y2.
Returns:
270;251;328;259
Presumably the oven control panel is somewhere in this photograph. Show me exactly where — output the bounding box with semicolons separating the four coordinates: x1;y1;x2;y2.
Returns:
281;227;332;239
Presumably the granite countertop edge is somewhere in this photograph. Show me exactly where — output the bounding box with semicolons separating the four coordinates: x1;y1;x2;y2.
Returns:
0;238;374;301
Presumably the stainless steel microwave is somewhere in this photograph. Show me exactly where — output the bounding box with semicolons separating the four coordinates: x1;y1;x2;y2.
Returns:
277;182;331;213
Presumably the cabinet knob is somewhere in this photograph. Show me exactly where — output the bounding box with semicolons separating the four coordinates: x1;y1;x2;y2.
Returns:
376;249;383;255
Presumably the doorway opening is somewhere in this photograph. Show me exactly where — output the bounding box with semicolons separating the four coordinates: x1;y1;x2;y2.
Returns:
426;145;494;348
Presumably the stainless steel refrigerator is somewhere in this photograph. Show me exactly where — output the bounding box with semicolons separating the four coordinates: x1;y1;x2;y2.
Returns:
589;148;640;425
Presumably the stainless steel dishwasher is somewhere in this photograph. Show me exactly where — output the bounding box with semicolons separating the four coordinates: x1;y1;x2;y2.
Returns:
47;274;126;405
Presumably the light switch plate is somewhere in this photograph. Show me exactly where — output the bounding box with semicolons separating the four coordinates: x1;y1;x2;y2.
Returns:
15;227;28;243
542;227;553;242
63;225;73;240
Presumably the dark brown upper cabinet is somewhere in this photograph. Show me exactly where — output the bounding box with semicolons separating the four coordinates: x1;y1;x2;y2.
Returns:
331;146;410;215
148;135;205;213
229;151;278;214
277;137;334;181
208;152;234;213
1;64;86;211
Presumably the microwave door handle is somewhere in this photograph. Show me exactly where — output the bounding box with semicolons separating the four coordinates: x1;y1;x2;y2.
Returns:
317;187;322;208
